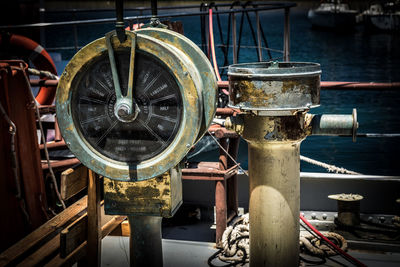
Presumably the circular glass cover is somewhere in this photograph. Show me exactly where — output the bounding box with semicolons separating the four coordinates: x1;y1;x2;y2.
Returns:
71;49;182;163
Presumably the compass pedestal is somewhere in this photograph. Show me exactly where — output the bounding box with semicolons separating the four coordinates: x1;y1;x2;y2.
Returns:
104;166;182;267
129;215;163;267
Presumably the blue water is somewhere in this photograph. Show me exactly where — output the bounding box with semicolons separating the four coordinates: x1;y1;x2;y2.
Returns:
44;7;400;175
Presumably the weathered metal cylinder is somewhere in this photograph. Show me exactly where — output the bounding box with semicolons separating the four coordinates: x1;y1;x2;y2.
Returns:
242;115;306;267
329;194;363;226
228;62;321;116
228;62;321;267
248;142;300;266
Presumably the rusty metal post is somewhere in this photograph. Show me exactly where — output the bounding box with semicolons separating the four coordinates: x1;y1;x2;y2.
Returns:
227;137;240;216
227;62;321;266
54;116;62;141
216;137;228;246
129;216;163;267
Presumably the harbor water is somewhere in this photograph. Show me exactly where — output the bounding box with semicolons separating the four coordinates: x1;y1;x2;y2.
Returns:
44;7;400;175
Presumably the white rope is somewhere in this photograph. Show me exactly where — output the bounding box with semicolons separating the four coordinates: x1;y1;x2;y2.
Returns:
207;130;360;176
217;214;250;265
22;64;66;209
209;213;348;266
300;155;361;175
27;67;59;80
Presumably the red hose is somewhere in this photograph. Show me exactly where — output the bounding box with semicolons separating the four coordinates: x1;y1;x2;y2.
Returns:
299;214;367;267
208;8;222;81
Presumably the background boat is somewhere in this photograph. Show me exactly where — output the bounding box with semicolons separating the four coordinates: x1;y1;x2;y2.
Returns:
307;0;359;30
362;1;400;32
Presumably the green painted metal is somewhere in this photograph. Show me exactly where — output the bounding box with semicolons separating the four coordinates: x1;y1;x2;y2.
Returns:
137;28;218;141
56;28;216;181
311;109;358;141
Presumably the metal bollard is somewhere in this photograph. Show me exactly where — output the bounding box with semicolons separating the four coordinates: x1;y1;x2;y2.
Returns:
227;62;357;266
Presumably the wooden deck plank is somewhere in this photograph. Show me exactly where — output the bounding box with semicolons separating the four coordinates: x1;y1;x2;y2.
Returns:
60;165;88;201
0;196;87;266
15;235;60;267
44;216;125;267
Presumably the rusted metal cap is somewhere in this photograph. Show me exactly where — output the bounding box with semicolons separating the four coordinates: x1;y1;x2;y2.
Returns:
328;193;364;201
228;62;321;116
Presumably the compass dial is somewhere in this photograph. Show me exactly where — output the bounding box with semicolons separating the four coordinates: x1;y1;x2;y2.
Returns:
71;49;182;163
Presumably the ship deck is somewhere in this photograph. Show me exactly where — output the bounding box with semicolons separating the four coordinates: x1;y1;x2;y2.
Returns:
101;220;400;267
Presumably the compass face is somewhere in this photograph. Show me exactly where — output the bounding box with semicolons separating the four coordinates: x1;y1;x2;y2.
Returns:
71;49;182;163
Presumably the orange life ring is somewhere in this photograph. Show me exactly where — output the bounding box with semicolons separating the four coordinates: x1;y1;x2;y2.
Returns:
0;33;57;105
125;23;144;31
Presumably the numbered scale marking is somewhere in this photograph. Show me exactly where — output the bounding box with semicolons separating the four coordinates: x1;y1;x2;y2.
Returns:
71;49;182;163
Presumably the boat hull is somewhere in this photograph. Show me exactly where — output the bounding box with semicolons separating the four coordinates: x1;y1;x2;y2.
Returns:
364;14;400;32
308;9;357;29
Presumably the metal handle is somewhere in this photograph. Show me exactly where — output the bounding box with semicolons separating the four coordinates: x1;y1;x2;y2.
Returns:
105;30;140;122
310;109;358;142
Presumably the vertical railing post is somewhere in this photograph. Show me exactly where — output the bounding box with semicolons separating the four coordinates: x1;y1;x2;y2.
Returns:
283;7;290;61
232;11;237;64
256;10;263;62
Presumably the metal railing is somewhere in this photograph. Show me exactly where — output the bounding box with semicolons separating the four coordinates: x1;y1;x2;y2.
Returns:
0;1;295;66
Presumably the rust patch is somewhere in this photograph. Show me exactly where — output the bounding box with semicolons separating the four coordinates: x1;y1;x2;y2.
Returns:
282;80;302;93
126;186;160;198
231;80;273;107
278;115;307;140
65;124;74;132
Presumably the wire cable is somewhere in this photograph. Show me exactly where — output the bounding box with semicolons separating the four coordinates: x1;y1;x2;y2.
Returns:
300;214;366;267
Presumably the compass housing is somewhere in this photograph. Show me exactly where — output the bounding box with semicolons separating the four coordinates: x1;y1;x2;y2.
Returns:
56;29;217;181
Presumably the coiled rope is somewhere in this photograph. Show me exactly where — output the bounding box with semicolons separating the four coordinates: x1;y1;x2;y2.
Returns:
300;232;347;257
208;213;348;266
